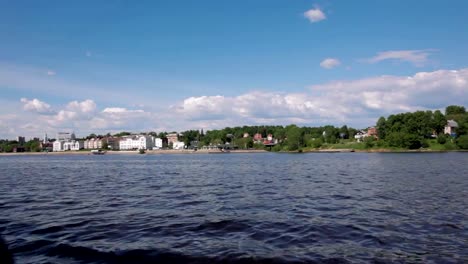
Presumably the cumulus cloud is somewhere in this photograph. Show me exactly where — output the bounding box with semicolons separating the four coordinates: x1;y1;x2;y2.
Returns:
3;68;468;138
66;99;97;113
365;49;435;66
304;7;326;23
20;98;55;114
102;107;144;114
174;68;468;128
320;58;341;69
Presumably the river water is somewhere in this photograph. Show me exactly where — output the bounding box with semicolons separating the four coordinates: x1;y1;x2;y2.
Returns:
0;153;467;263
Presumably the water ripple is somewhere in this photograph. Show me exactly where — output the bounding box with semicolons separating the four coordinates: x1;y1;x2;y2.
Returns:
1;153;467;263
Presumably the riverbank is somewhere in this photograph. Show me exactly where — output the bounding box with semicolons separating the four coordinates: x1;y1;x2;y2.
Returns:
0;149;269;156
1;148;466;156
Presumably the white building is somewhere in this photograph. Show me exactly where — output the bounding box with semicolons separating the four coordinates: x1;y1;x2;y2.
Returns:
354;130;367;141
57;132;75;141
153;138;163;149
53;140;83;151
173;141;185;150
63;141;84;151
444;120;459;136
119;135;154;150
53;141;64;151
84;138;104;149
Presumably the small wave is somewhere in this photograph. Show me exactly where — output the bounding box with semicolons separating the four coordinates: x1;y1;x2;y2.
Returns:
190;219;252;233
30;225;64;235
10;239;55;254
44;243;352;264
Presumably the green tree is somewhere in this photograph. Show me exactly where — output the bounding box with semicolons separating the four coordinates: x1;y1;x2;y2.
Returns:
363;136;375;148
432;110;447;135
339;125;349;139
376;117;387;139
114;131;131;137
285;125;303;151
445;105;466;116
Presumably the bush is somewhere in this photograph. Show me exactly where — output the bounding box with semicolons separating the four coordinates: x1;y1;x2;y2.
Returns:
437;134;447;145
363;136;375;148
311;139;323;148
271;144;282;152
405;134;423;149
456;135;468;149
421;140;430;148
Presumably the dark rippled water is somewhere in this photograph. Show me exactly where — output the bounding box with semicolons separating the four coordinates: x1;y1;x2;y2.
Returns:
1;153;467;263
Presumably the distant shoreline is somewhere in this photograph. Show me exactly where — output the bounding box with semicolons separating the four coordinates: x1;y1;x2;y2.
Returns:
0;149;269;156
0;148;467;156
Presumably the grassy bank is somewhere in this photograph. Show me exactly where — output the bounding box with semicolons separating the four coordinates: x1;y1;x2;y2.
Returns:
299;139;462;152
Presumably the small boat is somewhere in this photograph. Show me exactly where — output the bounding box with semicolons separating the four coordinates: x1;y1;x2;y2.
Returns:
90;149;106;155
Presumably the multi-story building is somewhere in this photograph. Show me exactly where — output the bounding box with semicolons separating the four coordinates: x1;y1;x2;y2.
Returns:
106;137;120;150
54;140;83;151
63;141;84;151
154;138;163;149
17;136;25;145
173;141;185;150
166;133;179;144
53;140;64;151
57;132;75;141
84;138;104;149
119;135;153;150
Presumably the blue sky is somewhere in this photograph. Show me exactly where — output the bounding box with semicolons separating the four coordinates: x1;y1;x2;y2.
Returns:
1;0;468;138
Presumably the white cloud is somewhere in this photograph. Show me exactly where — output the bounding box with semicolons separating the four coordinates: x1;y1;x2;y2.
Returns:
304;7;326;23
3;68;468;139
102;107;144;114
66;99;96;113
365;49;435;66
47;70;56;76
320;58;341;69
20;98;55;114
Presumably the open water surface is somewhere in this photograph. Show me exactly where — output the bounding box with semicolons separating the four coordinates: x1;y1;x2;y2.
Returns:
0;152;467;263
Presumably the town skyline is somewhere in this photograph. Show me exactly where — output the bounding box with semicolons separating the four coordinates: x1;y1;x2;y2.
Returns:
1;1;468;138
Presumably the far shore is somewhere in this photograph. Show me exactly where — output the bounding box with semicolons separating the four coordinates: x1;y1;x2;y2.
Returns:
0;149;269;156
0;148;466;156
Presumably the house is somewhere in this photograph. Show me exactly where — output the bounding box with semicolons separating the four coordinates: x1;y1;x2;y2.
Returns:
243;133;250;138
40;142;53;152
367;127;378;137
253;133;263;142
354;130;367;141
444;120;459;136
267;134;273;141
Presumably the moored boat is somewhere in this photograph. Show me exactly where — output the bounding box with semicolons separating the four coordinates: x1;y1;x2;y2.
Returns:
90;149;106;155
